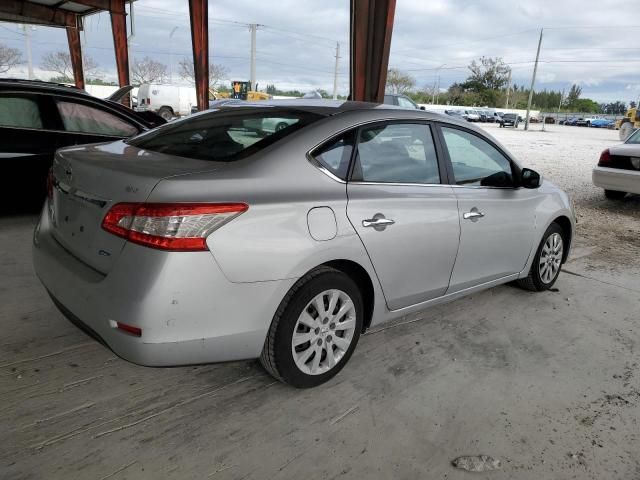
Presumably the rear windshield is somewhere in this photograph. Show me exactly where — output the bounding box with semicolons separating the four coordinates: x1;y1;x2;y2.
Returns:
127;108;324;161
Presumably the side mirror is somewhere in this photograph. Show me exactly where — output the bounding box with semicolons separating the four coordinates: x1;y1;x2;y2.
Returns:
419;106;426;110
521;168;542;188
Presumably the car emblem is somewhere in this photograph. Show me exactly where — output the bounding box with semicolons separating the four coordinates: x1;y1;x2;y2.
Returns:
64;166;73;181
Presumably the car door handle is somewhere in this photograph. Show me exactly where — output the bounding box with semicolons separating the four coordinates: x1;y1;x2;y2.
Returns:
362;217;395;228
463;211;485;220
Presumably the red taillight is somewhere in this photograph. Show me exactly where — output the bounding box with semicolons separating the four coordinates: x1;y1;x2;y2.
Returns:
46;168;54;200
102;202;248;251
598;149;612;165
116;321;142;337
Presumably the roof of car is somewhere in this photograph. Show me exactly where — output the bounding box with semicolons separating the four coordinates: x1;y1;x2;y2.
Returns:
0;78;92;97
200;98;474;126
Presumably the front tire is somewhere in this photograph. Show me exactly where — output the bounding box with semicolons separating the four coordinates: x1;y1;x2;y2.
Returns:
604;189;626;199
260;267;363;388
517;223;565;291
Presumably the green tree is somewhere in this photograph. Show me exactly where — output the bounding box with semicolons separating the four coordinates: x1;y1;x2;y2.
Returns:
386;68;415;94
564;84;582;109
0;43;21;74
464;56;511;92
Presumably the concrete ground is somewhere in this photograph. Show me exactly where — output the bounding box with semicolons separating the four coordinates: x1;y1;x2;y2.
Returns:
2;124;639;480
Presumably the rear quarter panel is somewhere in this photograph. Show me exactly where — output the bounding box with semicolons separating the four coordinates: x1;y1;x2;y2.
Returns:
144;115;383;285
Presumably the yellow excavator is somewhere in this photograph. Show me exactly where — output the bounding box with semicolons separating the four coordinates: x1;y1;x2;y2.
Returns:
616;106;640;140
213;81;271;102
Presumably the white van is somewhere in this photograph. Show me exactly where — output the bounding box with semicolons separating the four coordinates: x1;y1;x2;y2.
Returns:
136;84;197;120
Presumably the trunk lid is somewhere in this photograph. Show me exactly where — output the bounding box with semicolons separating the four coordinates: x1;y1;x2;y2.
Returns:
608;143;640;157
50;140;224;274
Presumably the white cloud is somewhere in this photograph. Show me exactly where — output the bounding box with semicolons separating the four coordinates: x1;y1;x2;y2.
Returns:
0;0;637;101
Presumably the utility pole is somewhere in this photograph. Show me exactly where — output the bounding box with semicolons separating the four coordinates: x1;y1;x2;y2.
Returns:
168;26;178;84
431;78;437;104
505;70;512;109
556;88;564;124
23;25;33;79
435;74;441;104
525;28;543;131
332;42;340;100
249;23;258;91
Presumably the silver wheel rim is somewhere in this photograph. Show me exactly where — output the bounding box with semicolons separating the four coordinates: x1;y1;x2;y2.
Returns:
539;233;563;284
291;289;357;376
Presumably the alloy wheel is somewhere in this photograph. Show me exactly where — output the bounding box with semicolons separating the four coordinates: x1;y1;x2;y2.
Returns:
538;232;563;284
291;289;357;375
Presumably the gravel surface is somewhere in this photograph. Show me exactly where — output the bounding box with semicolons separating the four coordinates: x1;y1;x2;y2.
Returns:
480;123;640;267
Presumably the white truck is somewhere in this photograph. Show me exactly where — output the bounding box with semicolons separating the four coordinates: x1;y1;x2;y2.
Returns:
136;84;197;121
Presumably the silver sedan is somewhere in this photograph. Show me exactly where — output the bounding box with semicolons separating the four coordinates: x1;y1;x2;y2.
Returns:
33;100;575;387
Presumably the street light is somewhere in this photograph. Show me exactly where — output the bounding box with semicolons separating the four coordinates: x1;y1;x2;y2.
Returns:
432;64;446;104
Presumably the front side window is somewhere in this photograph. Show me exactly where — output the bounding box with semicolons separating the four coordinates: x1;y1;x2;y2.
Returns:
352;123;440;184
441;127;513;186
312;130;355;180
0;96;42;129
56;101;138;137
128;108;323;162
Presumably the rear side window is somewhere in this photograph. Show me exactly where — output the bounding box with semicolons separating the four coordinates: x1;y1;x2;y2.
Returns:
56;101;138;137
311;130;355;180
0;96;42;129
128;109;323;162
352;123;440;184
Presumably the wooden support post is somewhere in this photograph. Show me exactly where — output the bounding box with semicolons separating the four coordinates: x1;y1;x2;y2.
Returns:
110;0;130;93
66;25;85;89
350;0;396;103
188;0;209;111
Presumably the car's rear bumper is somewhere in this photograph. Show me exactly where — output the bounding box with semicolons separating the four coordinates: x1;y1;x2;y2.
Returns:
32;203;296;366
592;166;640;195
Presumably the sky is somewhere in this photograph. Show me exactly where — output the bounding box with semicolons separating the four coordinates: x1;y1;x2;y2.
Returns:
1;0;639;103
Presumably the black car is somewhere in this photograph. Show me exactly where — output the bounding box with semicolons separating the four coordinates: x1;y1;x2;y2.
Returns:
499;113;519;128
383;94;425;110
0;79;166;213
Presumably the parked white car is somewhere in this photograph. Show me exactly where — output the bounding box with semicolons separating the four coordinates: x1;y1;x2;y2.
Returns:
136;84;197;121
593;128;640;199
462;109;480;122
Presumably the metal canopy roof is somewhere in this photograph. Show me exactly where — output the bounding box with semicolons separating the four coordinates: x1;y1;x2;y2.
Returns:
0;0;397;107
0;1;126;28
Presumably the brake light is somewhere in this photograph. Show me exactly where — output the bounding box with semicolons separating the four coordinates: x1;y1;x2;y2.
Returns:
598;149;612;165
102;203;248;251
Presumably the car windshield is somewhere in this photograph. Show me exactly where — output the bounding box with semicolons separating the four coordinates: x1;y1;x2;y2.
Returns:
127;108;323;161
625;128;640;144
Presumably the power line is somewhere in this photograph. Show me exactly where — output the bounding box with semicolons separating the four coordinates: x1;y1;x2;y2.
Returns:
391;28;539;55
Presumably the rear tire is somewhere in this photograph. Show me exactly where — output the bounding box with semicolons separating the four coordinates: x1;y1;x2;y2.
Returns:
517;223;565;292
619;121;634;140
158;107;173;121
604;189;626;200
260;267;363;388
